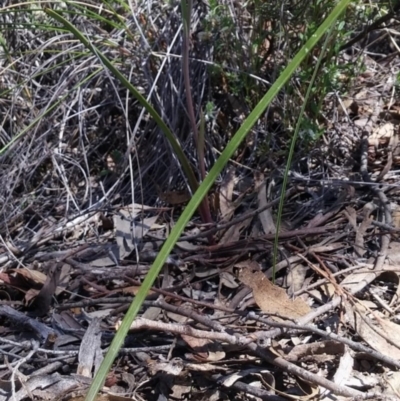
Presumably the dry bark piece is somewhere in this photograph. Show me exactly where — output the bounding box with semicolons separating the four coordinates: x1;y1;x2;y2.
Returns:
0;305;57;342
77;318;103;378
238;263;311;320
28;262;63;317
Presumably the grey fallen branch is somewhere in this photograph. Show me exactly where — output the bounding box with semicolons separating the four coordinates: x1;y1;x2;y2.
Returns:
0;305;57;342
126;317;364;398
247;312;400;369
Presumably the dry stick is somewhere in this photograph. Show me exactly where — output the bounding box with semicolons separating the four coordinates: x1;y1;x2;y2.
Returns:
154;299;226;332
0;337;172;360
0;305;57;342
154;292;400;370
294;263;369;295
180;187;298;241
361;138;392;259
127;317;363;398
338;1;400;53
214;379;288;401
247;312;400;369
181;0;213;237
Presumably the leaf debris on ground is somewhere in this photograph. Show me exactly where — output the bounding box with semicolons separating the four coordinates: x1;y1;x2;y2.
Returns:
1;1;400;400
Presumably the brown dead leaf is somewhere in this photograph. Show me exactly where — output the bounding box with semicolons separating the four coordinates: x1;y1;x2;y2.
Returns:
221;368;275;389
238;263;311;320
14;267;47;285
113;212;133;259
109;395;138;401
219;216;252;244
339;98;359;116
332;346;354;390
122;286;154;296
69;398;108;401
181;334;225;362
387;242;400;265
113;212;158;260
158;190;191;205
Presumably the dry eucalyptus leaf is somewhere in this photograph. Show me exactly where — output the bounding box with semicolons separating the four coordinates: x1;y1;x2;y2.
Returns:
181;334;225;362
113;213;133;259
219;216;252;244
345;301;400;359
387;242;400;265
332;346;353;388
354;203;374;257
238;266;311;320
295;377;320;400
219;166;236;223
370;122;395;147
220;272;239;289
286;263;308;296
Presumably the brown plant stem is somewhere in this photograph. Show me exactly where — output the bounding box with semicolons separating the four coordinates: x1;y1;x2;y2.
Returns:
181;0;214;243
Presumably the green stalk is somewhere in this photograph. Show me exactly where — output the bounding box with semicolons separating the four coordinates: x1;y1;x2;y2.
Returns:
272;24;337;282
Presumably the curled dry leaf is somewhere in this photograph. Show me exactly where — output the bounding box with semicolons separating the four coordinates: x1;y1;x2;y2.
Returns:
345;300;400;360
238;264;311;320
220;368;275;389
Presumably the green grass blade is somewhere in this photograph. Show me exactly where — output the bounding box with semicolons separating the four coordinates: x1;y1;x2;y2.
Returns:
272;25;337;282
84;0;351;399
44;8;200;195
